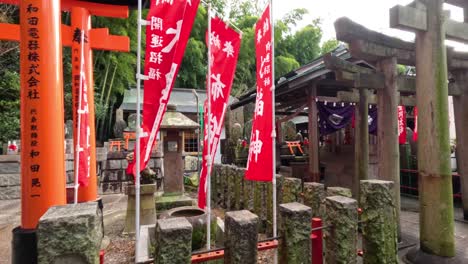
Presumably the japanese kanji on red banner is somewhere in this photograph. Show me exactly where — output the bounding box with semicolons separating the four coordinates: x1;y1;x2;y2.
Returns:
128;0;200;176
398;106;407;144
413;107;418;142
245;5;273;182
198;17;241;209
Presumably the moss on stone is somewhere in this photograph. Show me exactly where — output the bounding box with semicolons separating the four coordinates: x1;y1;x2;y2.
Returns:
360;180;398;264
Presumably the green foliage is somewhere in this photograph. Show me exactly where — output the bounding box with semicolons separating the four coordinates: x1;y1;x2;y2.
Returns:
321;38;340;54
0;71;20;145
275;55;300;78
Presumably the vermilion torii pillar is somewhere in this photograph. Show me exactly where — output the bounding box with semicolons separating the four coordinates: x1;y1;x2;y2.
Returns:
1;1;129;205
0;0;129;227
18;0;66;230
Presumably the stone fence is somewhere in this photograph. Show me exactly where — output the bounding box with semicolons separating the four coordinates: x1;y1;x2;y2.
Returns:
210;163;357;233
0;155;20;200
147;179;397;264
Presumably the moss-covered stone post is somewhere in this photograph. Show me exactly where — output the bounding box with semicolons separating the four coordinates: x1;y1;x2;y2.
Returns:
243;178;254;211
360;180;398;264
324;196;358;264
220;165;228;209
326;186;352;198
211;164;219;207
227;165;237;210
224;210;259;264
279;202;312;264
234;167;243;210
154;217;192;264
282;177;302;203
303;182;325;218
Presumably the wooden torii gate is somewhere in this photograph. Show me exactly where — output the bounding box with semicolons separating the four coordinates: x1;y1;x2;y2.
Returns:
328;0;468;260
0;0;129;229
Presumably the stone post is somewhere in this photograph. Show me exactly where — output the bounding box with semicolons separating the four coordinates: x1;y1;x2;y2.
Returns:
279;202;312;264
37;202;103;264
360;180;398;264
224;210;259;264
243;177;255;211
154;217;192;264
282;177;302;203
327;186;352;198
227;165;237;210
234;167;243;210
303;182;325;218
324;196;358;264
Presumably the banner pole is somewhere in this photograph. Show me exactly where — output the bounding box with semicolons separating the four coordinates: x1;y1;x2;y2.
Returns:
135;0;143;260
73;29;86;205
206;3;212;251
270;1;278;263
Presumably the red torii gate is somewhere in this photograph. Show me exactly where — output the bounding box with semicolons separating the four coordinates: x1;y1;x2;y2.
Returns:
0;0;130;230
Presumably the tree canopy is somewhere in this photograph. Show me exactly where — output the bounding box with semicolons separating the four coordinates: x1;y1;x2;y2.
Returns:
0;1;337;144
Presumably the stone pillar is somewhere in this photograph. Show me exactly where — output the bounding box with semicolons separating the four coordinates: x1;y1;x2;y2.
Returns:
303;182;325;218
37;202;103;264
324;196;358;264
360;180;398;264
243;177;255;211
227;165;237;210
279;202;312;264
234;167;243;210
224;210;259;264
154;217;192;264
220;165;228;209
124;184;157;233
326;186;352;198
282;177;302;203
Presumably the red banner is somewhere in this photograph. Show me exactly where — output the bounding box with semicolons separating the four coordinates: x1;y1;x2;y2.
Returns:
129;0;200;176
413;107;418;142
72;30;91;187
245;5;273;182
198;17;242;209
398;106;407;144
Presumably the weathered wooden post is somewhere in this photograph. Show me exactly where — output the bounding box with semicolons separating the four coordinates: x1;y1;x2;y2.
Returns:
452;70;468;220
224;210;259;264
355;89;369;198
375;56;401;238
450;2;468;221
390;0;458;258
307;84;320;182
360;180;398;264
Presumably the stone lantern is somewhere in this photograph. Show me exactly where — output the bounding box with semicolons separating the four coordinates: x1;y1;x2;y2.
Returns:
156;105;199;210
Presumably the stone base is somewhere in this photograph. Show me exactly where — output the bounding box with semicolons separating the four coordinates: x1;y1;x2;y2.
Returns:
37;202;103;264
124;184;157;234
405;248;466;264
155;195;195;212
11;227;37;264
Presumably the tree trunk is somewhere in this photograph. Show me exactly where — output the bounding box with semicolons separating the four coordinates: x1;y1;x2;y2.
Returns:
376;57;401;239
415;0;455;256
